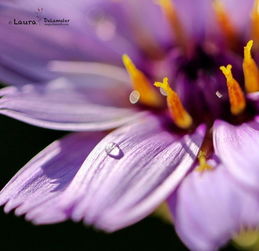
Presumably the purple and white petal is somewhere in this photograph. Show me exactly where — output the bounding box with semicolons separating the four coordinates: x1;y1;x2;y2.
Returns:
24;114;205;230
0;132;105;224
214;119;259;191
169;157;259;251
0;77;140;131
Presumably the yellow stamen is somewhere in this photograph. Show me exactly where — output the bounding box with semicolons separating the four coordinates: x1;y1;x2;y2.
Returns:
154;77;193;129
196;151;213;172
122;54;162;107
243;40;259;93
251;0;259;48
213;0;237;48
233;229;259;249
220;64;246;115
156;0;187;51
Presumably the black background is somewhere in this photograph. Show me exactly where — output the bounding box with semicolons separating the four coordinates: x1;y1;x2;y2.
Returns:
0;115;236;251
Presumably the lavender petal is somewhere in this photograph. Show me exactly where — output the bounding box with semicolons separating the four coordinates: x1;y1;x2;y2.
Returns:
0;0;141;85
0;132;105;223
26;114;205;230
169;156;259;251
0;78;139;131
214;119;259;191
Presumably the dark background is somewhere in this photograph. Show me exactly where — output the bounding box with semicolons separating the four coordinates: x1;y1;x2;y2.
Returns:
0;115;236;251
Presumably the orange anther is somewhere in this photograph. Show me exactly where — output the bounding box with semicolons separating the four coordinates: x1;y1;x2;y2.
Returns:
154;77;193;129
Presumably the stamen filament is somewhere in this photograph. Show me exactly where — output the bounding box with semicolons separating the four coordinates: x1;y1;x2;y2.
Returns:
154;77;193;129
156;0;188;51
220;64;246;115
122;54;162;107
251;0;259;48
243;40;259;93
213;0;237;48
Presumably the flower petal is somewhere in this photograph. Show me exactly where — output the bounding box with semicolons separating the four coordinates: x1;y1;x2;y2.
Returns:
169;157;259;251
114;0;170;47
0;78;139;131
25;114;205;230
174;0;213;40
0;1;141;85
220;0;253;33
0;132;105;223
214;119;259;191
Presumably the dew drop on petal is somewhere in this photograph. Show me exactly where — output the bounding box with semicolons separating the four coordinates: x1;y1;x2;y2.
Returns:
160;87;167;96
129;90;140;104
88;8;116;41
22;85;34;92
216;91;223;98
95;19;116;41
105;142;123;159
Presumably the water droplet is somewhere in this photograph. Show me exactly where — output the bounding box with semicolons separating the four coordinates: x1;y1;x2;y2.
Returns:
22;85;34;92
129;90;140;104
88;8;116;41
216;91;223;98
105;142;123;159
160;87;167;96
95;19;116;41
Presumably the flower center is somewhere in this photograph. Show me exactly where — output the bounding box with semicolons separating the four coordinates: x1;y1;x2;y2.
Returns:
121;0;259;171
121;0;259;132
122;40;259;128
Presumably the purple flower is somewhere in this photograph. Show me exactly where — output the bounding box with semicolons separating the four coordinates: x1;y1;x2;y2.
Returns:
1;0;259;250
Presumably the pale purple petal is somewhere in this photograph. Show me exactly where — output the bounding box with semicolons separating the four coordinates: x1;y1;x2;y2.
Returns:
116;0;170;47
24;114;205;230
214;119;259;191
0;132;105;223
48;61;130;84
0;77;140;131
221;0;253;34
0;0;141;85
197;0;253;46
169;157;259;251
173;0;213;41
